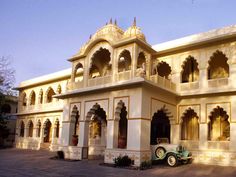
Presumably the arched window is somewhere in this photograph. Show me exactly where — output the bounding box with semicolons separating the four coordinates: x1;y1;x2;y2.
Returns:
22;92;27;106
39;89;43;104
20;121;25;137
181;56;199;83
118;50;131;72
181;108;199;140
118;101;128;149
89;48;111;78
151;108;170;145
137;52;146;69
28;120;33;137
57;85;62;94
29;91;36;105
1;104;11;114
208;106;230;141
208;50;229;80
37;120;41;137
73;62;84;82
55;119;60;138
46;87;55;103
156;61;171;79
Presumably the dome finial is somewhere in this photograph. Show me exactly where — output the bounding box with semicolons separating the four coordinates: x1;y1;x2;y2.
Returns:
89;34;92;39
114;19;117;25
133;17;136;26
109;18;112;24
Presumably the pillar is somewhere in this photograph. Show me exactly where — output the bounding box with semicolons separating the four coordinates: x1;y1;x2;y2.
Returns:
199;123;208;150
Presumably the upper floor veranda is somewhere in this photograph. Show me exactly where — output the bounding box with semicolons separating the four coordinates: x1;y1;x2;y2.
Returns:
15;21;236;113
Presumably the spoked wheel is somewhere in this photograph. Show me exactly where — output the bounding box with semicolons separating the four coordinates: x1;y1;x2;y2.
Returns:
155;147;166;159
167;154;178;167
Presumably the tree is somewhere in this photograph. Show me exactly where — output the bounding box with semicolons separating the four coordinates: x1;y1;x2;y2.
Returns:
0;56;15;146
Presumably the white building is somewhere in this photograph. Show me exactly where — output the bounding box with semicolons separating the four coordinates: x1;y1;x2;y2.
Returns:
15;20;236;166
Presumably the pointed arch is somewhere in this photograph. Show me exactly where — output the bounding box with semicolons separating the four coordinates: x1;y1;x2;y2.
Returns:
208;50;229;80
151;106;171;145
29;90;36;105
54;118;60;138
73;62;83;80
38;89;43;104
115;100;128;149
37;120;41;137
89;47;111;78
137;52;146;69
118;50;131;72
181;56;199;83
45;87;55;103
43;119;52;143
27;120;34;137
208;106;230;141
57;84;62;94
181;108;199;140
21;92;27;106
20;121;25;137
156;61;171;79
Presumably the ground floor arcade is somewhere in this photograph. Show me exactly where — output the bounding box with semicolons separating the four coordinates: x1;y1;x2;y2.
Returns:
15;84;236;166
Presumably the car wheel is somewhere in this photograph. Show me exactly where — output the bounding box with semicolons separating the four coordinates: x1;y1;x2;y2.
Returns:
167;154;178;167
155;147;166;159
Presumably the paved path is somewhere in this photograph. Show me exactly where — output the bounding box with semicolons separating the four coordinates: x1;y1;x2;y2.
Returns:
0;148;236;177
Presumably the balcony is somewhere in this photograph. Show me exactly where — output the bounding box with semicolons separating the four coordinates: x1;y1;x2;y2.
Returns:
116;70;131;81
67;81;84;90
208;78;229;88
149;75;176;92
180;81;199;91
88;75;112;87
19;101;63;114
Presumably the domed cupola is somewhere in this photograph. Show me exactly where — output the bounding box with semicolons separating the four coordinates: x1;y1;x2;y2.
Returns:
91;19;124;41
123;18;146;42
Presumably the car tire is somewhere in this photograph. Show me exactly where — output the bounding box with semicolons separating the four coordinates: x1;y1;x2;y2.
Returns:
167;153;178;167
155;147;166;159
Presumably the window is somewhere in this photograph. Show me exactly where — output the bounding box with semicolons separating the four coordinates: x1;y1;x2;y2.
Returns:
208;50;229;80
28;121;33;137
181;108;199;140
208;106;230;141
29;91;36;105
46;87;55;103
181;56;199;83
156;61;171;79
118;102;128;149
20;122;25;137
118;50;131;72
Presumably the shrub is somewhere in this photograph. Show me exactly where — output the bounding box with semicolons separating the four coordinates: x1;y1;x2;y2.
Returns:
114;155;132;167
57;151;64;159
140;160;152;170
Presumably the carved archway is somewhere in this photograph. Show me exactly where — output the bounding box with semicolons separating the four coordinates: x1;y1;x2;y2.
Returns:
118;50;131;72
208;106;230;141
156;61;171;79
208;50;229;79
181;56;199;83
180;108;199;140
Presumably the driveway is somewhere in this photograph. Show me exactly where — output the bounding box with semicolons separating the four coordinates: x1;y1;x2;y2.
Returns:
0;148;236;177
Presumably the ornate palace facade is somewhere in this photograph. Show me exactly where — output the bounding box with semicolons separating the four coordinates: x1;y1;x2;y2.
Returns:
15;20;236;166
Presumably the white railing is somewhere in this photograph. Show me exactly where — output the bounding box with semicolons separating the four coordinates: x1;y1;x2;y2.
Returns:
116;70;131;81
88;75;112;87
149;75;176;92
208;78;228;88
19;101;63;113
180;81;199;91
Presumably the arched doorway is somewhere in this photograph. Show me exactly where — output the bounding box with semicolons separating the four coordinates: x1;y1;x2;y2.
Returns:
150;109;170;145
87;103;107;158
44;120;52;143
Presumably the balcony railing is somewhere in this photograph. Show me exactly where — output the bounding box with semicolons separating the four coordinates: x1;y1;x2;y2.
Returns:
180;81;199;91
116;70;131;81
149;75;176;92
208;78;229;88
88;75;112;87
179;140;199;150
67;81;84;90
208;141;229;150
19;101;63;113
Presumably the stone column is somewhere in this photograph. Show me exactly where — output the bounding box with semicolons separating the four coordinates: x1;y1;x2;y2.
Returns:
171;124;180;144
78;120;89;159
199;123;208;150
132;44;138;78
106;120;118;149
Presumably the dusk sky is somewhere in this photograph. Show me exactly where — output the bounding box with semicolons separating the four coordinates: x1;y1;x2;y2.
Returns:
1;0;236;86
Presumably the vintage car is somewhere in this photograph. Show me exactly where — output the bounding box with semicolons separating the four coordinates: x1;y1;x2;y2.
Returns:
151;138;193;167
